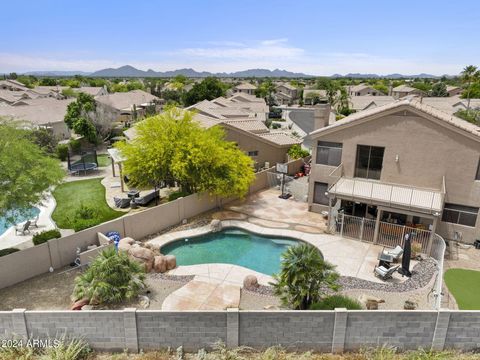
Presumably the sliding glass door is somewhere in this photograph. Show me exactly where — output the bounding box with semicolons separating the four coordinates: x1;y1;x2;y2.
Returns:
354;145;385;180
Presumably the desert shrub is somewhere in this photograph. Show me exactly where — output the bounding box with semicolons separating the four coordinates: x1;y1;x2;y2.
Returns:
271;122;282;129
72;247;146;305
41;336;91;360
75;203;98;220
0;248;20;257
56;143;69;161
32;229;61;245
168;190;190;202
309;295;362;310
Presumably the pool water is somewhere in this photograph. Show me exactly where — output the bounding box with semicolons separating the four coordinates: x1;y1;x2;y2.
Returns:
0;207;40;236
161;228;301;275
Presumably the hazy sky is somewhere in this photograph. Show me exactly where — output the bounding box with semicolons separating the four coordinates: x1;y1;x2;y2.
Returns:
1;0;479;75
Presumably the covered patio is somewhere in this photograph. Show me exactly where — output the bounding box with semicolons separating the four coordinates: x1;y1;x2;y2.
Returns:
327;176;445;254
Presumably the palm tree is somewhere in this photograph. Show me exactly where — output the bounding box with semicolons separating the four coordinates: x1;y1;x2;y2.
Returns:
461;65;479;114
325;82;339;107
271;244;340;310
72;247;146;305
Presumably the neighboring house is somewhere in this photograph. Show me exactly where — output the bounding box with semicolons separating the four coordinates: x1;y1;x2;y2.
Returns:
126;95;300;170
420;97;480;115
275;83;298;105
0;79;29;91
446;85;462;97
95;90;161;123
0;98;74;139
307;98;480;244
392;85;424;99
348;96;396;112
303;89;327;105
0;90;31;106
233;82;257;95
74;86;108;97
347;84;385;96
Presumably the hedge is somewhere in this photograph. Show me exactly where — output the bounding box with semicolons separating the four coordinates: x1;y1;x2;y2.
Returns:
32;229;62;245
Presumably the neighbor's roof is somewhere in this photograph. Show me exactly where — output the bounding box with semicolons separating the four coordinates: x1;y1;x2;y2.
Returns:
74;87;105;97
348;84;374;92
303;89;327;98
256;131;301;146
0;98;73;125
95;90;159;111
349;96;395;111
392;85;418;93
277;83;296;91
223;119;269;134
309;97;480;139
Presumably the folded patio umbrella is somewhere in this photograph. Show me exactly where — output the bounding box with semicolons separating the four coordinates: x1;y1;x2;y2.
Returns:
400;234;412;277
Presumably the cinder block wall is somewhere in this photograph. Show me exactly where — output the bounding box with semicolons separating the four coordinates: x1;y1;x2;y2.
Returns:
2;309;479;353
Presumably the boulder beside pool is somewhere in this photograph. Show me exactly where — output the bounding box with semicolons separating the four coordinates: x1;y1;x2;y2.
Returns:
164;255;177;270
210;219;222;232
154;255;167;273
118;237;135;252
128;246;155;272
243;275;259;290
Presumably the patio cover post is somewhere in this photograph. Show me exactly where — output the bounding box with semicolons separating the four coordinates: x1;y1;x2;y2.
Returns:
119;163;125;192
111;157;116;177
427;216;438;255
373;209;382;244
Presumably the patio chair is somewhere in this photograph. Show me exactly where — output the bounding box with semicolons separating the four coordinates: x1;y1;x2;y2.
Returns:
30;214;39;228
383;245;403;261
374;264;400;280
15;220;31;235
113;197;131;209
133;190;160;206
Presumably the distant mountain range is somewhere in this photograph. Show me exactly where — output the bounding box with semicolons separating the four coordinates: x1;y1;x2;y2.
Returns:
20;65;453;78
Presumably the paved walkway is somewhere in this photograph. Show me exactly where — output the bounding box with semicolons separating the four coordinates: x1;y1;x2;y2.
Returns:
162;264;271;310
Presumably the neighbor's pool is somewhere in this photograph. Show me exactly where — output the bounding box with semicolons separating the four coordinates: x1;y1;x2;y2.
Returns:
161;228;303;275
0;207;40;236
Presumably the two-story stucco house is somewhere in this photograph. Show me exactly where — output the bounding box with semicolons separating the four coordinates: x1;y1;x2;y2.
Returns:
307;98;480;247
348;84;385;97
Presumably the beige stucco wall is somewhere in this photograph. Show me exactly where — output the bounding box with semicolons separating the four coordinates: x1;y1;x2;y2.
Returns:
308;108;480;243
223;127;289;168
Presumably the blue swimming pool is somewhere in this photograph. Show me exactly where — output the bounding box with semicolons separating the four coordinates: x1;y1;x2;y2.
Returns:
0;207;40;236
161;228;303;275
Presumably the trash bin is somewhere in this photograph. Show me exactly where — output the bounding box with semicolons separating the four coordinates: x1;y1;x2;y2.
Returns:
474;240;480;249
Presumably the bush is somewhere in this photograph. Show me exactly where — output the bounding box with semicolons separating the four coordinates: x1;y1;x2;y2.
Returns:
168;190;190;201
56;143;69;161
309;295;362;310
32;229;61;245
75;203;98;220
287;144;309;159
0;248;20;257
72;218;100;232
72;247;146;305
271;122;282;129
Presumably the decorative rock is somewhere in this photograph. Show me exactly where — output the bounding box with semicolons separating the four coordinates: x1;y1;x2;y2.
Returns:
404;300;418;310
154;255;168;273
138;295;150;309
210;219;222;232
71;298;89;310
165;255;177;270
243;275;259;290
118;237;135;252
81;305;94;310
128;246;155;272
366;300;379;310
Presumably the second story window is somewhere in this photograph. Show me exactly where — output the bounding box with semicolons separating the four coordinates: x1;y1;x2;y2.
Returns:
442;203;479;227
354;145;385;180
248;150;259;157
316;141;342;166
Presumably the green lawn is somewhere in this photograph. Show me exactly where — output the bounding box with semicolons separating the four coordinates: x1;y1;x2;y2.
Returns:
97;154;111;167
444;268;480;309
52;178;124;231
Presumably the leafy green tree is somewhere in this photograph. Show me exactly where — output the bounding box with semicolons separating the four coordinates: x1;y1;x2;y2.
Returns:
255;79;276;99
411;82;431;93
64;93;97;143
0;121;64;222
16;75;37;88
116;107;255;197
72;247;146;305
183;77;226;106
39;78;58;86
161;89;184;105
110;83;129;92
29;127;58;154
461;65;480;112
325;82;339;107
373;83;389;95
430;82;448;97
272;244;340;310
61;87;78;98
287;144;309;159
126;81;145;91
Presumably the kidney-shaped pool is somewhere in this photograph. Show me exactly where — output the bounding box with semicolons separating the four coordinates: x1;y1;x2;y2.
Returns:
161;228;310;275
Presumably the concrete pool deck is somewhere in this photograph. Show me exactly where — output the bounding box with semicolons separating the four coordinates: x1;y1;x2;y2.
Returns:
147;220;412;285
0;195;65;250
